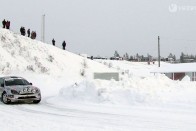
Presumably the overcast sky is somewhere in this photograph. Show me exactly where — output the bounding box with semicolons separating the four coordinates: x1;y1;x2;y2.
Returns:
1;0;196;58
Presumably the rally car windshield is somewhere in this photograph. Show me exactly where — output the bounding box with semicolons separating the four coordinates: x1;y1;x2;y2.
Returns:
5;79;30;86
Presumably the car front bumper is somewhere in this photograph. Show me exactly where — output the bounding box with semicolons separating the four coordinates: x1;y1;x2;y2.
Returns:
7;93;41;102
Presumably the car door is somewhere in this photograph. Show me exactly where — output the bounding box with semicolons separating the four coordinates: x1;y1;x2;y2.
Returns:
0;78;4;95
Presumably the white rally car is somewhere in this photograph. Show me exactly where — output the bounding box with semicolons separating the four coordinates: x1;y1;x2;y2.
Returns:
0;76;41;104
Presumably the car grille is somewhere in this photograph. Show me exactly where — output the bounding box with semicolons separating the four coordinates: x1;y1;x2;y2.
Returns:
20;93;34;95
18;96;36;99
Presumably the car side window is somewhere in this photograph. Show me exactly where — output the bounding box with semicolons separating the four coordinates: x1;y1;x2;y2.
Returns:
0;78;4;87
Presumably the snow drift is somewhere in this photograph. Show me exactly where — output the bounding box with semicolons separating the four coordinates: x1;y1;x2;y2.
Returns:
56;75;196;106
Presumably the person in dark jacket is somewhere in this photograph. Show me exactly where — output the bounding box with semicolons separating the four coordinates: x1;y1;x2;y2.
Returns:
23;27;26;36
20;27;23;35
31;31;34;39
31;31;36;39
62;41;66;50
27;29;30;37
52;38;55;46
20;27;26;36
2;19;6;28
5;21;10;29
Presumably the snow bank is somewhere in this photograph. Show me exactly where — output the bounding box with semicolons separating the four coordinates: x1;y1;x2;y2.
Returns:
56;74;196;106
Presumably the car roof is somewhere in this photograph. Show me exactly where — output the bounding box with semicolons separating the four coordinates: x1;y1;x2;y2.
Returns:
0;76;24;80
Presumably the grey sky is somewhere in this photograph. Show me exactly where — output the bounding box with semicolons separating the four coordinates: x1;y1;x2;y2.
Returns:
1;0;196;58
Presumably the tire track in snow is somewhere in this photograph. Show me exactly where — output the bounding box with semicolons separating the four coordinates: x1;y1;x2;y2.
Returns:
0;97;196;130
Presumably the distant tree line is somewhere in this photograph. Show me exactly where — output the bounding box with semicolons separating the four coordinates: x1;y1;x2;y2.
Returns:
110;50;154;62
180;52;196;63
90;50;196;64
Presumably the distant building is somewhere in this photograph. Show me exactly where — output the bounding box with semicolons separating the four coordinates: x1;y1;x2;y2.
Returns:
165;57;175;63
151;63;196;81
93;56;107;60
110;57;123;60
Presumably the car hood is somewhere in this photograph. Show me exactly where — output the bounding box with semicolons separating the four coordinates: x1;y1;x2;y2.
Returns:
6;85;38;92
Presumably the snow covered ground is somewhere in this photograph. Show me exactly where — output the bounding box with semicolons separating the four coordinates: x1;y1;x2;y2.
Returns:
0;28;196;131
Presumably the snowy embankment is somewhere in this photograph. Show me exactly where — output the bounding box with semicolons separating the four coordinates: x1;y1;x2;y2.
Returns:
0;28;116;78
0;28;196;107
0;28;195;106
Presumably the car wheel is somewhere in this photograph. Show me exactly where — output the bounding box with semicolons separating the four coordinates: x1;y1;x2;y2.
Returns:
2;92;10;104
33;100;41;104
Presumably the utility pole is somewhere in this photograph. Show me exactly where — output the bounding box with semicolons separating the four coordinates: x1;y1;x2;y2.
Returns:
158;36;160;67
41;14;45;43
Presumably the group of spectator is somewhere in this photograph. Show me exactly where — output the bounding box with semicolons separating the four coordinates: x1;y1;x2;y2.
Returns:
52;39;66;50
2;19;67;50
2;19;37;40
2;19;10;29
20;27;36;39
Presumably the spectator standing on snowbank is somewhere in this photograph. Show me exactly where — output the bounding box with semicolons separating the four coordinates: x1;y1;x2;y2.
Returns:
52;38;55;46
5;21;10;29
2;19;6;28
27;29;30;37
62;41;66;50
20;27;26;36
31;31;36;39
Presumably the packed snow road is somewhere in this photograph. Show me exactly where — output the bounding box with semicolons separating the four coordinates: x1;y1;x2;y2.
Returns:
0;97;196;131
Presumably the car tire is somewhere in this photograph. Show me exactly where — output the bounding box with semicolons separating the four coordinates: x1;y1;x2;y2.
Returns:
2;92;10;104
33;99;41;104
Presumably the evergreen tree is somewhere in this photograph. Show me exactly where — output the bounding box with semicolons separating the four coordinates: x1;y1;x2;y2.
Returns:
129;55;133;61
168;53;173;58
180;52;184;63
173;55;176;61
136;53;140;61
147;54;152;61
114;50;120;57
125;52;129;60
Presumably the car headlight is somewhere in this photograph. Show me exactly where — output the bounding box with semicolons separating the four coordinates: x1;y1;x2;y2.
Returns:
11;90;19;95
27;88;31;92
23;88;27;92
32;89;36;93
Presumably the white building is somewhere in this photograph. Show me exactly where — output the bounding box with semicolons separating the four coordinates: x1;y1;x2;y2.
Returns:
151;63;196;81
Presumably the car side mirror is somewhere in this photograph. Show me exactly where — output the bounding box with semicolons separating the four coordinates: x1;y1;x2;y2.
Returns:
1;84;4;87
30;83;32;85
